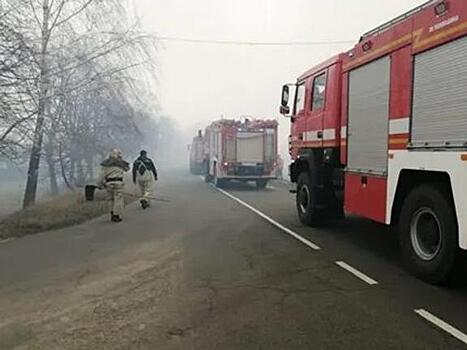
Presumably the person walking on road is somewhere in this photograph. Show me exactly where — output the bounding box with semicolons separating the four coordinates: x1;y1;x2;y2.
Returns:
98;148;130;222
133;150;158;209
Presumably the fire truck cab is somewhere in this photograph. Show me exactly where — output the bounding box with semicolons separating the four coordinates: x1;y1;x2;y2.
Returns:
281;0;467;284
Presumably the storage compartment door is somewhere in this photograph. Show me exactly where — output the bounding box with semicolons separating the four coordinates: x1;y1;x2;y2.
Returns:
236;132;263;164
412;35;467;148
264;129;276;164
347;56;390;174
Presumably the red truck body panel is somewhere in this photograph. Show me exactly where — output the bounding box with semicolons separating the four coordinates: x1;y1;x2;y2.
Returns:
289;0;467;224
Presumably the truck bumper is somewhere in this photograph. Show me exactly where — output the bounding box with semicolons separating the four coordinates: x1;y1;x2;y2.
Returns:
219;175;276;181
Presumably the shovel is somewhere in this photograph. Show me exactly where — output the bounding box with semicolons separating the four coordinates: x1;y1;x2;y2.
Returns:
121;191;172;203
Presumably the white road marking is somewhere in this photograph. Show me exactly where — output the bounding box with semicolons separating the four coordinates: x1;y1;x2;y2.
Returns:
336;261;378;285
266;185;277;190
213;186;321;250
415;309;467;345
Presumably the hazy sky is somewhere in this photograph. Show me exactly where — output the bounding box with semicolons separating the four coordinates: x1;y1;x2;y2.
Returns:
133;0;426;155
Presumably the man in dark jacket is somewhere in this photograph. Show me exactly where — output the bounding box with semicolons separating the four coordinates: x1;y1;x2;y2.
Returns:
132;150;158;209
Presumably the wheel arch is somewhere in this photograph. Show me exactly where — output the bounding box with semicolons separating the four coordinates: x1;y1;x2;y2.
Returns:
290;149;320;183
390;169;456;227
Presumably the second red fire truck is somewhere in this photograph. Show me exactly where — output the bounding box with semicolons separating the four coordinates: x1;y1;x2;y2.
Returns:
203;118;279;188
280;0;467;284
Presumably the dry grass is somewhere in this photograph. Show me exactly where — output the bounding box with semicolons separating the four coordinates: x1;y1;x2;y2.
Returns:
0;186;138;240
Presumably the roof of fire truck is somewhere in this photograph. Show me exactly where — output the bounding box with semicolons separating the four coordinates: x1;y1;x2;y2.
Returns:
297;54;345;82
208;118;278;130
297;0;441;80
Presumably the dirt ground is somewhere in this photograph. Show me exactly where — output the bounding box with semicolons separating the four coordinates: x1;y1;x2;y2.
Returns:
0;236;183;350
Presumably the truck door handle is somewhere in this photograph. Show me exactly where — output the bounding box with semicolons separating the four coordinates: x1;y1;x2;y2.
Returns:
361;176;368;185
317;131;323;139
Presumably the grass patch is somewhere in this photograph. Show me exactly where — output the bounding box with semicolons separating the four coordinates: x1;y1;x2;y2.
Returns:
0;186;138;240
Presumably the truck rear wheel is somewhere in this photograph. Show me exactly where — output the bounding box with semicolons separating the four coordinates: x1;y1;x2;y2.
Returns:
296;172;322;227
256;179;268;189
212;165;225;188
214;176;225;188
399;184;459;285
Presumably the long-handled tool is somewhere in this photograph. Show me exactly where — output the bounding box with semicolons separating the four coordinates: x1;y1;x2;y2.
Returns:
85;185;171;203
121;191;171;203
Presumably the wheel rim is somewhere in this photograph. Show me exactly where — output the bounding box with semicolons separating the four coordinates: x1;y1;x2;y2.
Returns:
298;184;310;214
410;207;442;261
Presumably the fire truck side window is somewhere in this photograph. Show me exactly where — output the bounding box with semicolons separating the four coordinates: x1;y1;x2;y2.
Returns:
294;83;306;115
312;73;326;111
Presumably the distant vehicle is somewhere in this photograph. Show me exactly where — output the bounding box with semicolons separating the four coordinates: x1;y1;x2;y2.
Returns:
204;118;278;188
280;0;467;284
190;130;205;175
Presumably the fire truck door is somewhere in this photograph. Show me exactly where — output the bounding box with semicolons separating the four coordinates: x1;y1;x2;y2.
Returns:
291;82;307;148
305;73;326;147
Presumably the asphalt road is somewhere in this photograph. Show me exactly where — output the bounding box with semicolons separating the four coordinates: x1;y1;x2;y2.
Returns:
1;169;467;349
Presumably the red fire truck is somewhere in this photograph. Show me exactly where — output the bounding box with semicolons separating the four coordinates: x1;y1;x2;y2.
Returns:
190;130;205;175
204;118;278;188
280;0;467;284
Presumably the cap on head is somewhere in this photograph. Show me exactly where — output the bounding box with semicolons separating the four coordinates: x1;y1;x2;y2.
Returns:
140;150;147;157
109;148;122;159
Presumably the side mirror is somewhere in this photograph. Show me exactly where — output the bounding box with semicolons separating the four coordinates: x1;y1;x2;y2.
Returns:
281;85;290;107
280;105;290;115
280;84;292;116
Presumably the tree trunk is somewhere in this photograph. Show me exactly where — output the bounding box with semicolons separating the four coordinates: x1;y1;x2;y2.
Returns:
58;143;73;190
70;159;76;186
46;139;59;195
86;155;94;182
76;159;85;187
23;0;50;208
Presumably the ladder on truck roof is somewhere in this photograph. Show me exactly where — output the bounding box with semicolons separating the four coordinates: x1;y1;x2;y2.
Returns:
361;0;437;40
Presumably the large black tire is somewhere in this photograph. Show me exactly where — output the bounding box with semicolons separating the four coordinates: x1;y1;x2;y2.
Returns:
296;172;322;227
212;163;225;188
213;176;227;188
399;184;459;285
256;179;268;189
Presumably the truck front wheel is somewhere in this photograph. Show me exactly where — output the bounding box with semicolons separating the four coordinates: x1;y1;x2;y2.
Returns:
399;184;459;285
296;172;322;227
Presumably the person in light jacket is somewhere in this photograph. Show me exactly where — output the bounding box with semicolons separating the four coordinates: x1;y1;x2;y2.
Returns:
98;149;130;222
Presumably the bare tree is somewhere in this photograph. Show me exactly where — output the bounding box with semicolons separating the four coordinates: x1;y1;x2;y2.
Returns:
0;0;166;207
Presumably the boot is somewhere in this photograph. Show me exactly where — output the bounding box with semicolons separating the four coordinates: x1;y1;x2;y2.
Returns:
140;199;149;210
111;214;122;222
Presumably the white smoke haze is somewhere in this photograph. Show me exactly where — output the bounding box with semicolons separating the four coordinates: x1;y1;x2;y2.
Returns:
133;0;426;159
0;0;427;212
